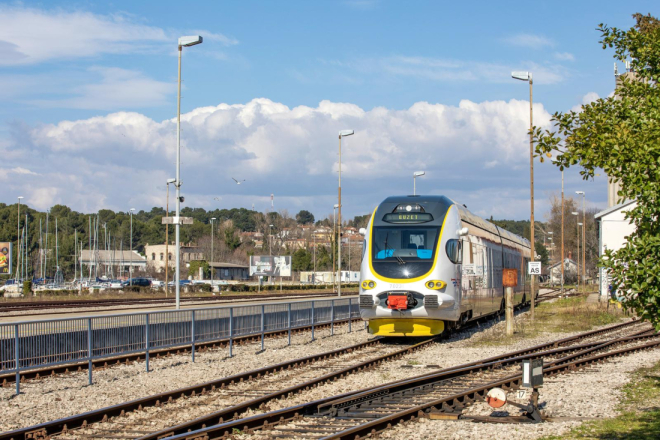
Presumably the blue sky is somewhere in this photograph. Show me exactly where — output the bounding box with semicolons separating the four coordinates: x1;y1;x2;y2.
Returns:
0;1;656;221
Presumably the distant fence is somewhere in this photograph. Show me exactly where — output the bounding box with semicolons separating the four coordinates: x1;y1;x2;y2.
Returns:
0;297;361;394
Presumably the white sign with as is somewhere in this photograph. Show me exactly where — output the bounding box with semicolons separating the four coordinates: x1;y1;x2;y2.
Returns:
528;261;542;275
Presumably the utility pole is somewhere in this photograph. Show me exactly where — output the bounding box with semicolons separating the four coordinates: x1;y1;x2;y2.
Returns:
561;170;565;296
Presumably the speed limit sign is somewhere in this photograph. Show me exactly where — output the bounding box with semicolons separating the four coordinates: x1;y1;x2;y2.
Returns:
528;262;541;275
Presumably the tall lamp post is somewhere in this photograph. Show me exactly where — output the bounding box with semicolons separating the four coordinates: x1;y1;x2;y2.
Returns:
16;196;23;283
175;35;203;310
129;208;135;286
575;191;586;285
337;129;354;297
210;218;216;287
165;178;175;297
572;211;579;291
332;203;338;289
561;170;565;295
512;70;536;318
413;171;425;195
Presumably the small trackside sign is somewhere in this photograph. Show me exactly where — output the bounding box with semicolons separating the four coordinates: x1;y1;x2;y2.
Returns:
528;261;541;275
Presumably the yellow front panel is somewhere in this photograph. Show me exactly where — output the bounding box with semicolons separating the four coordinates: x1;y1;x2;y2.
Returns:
368;318;444;336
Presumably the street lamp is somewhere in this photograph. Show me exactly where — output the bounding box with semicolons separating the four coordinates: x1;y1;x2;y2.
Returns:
572;211;579;291
576;191;586;285
175;35;203;310
269;224;274;256
512;70;536;318
333;203;339;289
129;208;135;286
338;129;354;297
16;196;23;283
413;171;425;195
164;178;176;297
210;218;216;288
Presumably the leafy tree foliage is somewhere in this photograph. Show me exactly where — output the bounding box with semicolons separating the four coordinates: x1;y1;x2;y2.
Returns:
295;210;315;225
534;14;660;328
292;249;312;271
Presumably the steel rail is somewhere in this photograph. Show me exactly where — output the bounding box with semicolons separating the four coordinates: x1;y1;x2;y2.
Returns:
139;321;649;440
0;317;364;388
0;292;355;316
0;336;395;440
322;336;660;440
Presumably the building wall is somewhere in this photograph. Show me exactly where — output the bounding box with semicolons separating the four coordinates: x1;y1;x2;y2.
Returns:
598;202;637;298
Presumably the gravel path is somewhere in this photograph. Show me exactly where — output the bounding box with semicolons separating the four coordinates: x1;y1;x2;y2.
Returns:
0;322;371;432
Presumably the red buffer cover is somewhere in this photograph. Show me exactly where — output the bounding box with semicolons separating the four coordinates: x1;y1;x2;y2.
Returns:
388;295;408;310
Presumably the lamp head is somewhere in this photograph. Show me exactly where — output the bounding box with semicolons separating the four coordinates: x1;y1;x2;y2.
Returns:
334;204;339;209
578;222;583;226
130;208;135;212
17;196;24;200
178;35;203;47
211;217;216;221
572;212;578;215
576;190;585;195
511;71;531;81
339;129;354;137
167;178;176;184
548;231;553;235
413;171;426;177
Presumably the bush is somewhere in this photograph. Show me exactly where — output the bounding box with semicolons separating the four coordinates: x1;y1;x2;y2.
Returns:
22;281;32;296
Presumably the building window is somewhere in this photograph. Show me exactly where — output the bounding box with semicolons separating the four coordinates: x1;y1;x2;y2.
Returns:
160;253;164;261
152;253;156;261
168;253;172;261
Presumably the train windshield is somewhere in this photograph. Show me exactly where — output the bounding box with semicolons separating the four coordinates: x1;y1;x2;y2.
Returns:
372;227;439;261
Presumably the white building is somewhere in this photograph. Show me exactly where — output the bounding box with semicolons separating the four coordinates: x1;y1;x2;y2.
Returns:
79;250;146;275
546;258;578;285
594;200;637;299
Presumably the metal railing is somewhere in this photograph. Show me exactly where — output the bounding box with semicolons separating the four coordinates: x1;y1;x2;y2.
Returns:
0;297;361;394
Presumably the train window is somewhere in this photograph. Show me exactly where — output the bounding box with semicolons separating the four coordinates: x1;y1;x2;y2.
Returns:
446;239;462;264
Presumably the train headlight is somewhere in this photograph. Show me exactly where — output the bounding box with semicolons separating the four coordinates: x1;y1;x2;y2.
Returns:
426;280;447;290
362;280;377;290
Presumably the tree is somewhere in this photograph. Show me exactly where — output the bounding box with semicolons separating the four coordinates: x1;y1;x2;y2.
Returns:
534;13;660;328
296;210;315;225
292;249;312;271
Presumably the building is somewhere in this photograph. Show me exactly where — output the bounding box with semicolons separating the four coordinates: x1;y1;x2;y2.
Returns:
209;262;250;281
546;258;578;285
144;243;205;273
79;250;146;275
595;200;637;299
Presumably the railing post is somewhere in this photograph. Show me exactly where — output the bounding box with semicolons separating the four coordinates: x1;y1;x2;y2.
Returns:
229;307;233;358
87;318;93;385
287;303;291;346
331;300;334;336
191;310;196;363
145;313;150;372
261;305;265;351
348;299;352;333
311;301;315;342
14;324;19;395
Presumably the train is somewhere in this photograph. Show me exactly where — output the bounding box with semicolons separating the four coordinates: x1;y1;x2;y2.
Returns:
358;195;532;337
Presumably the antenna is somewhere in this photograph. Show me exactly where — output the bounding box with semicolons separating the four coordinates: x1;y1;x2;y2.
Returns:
625;60;631;72
614;62;618;77
271;194;274;211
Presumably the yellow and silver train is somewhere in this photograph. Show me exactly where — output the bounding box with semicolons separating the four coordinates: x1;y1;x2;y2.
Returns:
359;195;532;336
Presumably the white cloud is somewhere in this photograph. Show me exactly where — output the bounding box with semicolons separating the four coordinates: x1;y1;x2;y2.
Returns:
570;92;601;112
502;33;554;49
5;98;558;218
316;56;569;85
554;52;575;61
0;7;238;66
28;67;172;110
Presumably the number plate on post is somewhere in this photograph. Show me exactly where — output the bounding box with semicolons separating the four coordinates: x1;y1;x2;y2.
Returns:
503;269;518;287
528;262;541;275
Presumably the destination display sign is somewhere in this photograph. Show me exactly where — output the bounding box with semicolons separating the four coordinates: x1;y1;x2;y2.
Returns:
0;242;12;275
382;213;433;224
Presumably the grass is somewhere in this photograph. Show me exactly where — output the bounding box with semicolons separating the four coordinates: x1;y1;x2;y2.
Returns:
541;362;660;439
470;294;627;347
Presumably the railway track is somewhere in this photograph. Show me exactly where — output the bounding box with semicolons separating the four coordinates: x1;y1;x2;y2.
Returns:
0;318;364;388
152;323;658;440
0;292;353;317
0;316;647;440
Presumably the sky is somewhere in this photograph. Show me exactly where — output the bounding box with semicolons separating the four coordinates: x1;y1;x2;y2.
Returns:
0;0;656;223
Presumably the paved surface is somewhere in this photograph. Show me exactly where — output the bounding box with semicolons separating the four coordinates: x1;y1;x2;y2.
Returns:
0;294;358;324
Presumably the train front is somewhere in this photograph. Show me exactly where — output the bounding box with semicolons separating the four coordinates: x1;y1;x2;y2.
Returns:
358;196;462;336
